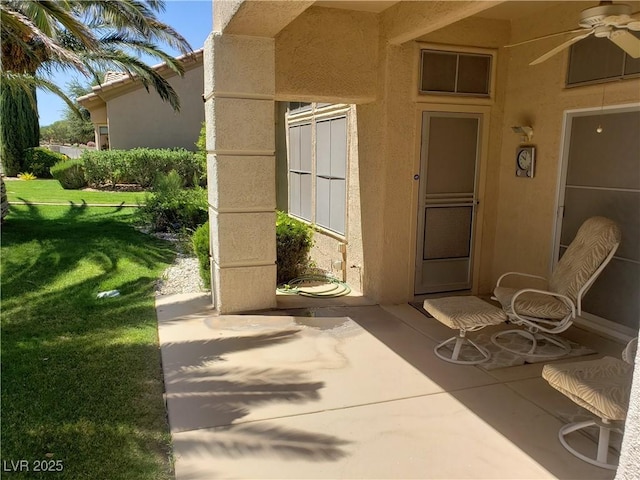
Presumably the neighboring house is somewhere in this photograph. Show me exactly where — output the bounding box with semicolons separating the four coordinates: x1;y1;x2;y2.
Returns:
204;2;639;473
77;49;204;151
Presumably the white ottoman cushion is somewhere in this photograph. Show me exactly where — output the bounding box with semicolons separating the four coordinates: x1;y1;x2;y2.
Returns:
424;296;507;331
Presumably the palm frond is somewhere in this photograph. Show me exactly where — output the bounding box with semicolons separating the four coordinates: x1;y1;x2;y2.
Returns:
76;1;192;54
0;71;81;116
97;35;186;75
82;50;181;111
17;1;99;50
0;5;87;72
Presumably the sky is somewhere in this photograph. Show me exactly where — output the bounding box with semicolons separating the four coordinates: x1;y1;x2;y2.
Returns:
37;0;213;127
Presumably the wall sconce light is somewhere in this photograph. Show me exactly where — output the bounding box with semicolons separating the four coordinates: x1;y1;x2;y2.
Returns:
511;125;534;143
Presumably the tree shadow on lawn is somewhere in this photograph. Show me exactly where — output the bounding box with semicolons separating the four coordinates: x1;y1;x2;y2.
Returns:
1;203;174;300
1;204;176;478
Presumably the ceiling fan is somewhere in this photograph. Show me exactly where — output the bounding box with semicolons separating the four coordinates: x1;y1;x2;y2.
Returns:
506;1;640;65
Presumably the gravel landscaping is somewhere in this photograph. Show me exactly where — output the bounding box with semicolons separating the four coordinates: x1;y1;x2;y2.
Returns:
144;230;208;296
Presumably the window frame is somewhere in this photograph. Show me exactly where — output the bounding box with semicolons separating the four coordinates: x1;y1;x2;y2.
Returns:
566;33;640;87
287;122;313;222
419;48;493;97
286;104;350;238
315;116;347;235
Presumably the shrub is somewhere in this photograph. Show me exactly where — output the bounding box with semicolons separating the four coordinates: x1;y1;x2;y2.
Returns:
23;147;66;178
80;148;204;188
276;211;314;285
51;159;86;189
195;123;207;186
81;149;130;187
138;170;208;232
192;221;211;288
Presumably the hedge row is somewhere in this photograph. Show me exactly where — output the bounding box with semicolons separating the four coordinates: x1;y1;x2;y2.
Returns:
81;148;205;188
50;159;86;189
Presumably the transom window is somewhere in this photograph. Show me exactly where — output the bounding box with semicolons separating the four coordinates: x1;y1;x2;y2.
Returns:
420;49;492;96
567;33;640;86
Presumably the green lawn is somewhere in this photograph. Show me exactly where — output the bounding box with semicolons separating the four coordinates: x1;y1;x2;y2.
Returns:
1;204;175;479
5;179;146;205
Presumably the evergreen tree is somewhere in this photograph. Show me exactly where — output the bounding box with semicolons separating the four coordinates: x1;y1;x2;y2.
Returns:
1;86;39;176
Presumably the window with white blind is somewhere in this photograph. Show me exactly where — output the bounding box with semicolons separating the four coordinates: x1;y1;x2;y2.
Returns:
287;109;348;236
316;117;347;235
288;123;312;221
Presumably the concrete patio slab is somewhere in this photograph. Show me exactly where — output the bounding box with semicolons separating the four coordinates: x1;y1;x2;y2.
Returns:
156;295;619;479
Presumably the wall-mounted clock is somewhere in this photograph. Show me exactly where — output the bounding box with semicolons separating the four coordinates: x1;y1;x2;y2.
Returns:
516;145;535;178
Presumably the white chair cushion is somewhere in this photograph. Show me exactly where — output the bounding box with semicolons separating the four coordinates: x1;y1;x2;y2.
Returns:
493;286;571;320
423;296;506;330
542;356;633;421
549;217;621;302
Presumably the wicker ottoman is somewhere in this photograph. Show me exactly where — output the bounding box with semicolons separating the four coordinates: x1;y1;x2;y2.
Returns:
423;296;507;364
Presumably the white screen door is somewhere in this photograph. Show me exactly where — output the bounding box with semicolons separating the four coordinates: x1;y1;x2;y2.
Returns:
415;112;481;294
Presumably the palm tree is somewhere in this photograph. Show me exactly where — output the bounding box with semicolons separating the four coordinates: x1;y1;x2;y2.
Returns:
0;0;193;176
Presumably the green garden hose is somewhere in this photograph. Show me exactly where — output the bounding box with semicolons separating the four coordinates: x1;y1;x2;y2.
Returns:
277;274;351;298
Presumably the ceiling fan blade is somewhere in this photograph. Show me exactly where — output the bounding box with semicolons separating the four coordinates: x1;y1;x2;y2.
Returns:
505;28;588;48
625;12;640;31
529;31;595;65
609;10;640;30
609;29;640;58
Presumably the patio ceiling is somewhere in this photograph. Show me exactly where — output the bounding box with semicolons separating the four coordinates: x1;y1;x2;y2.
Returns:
313;0;399;13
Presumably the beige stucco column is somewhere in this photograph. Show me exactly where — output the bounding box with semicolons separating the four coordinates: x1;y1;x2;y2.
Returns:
203;33;276;313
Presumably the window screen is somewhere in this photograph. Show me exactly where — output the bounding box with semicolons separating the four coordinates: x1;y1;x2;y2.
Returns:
567;32;640;85
560;109;640;329
288;123;312;220
420;50;491;96
316;117;347;235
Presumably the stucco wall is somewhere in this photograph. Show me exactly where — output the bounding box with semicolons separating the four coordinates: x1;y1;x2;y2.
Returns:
275;7;378;103
266;1;640;307
356;16;511;303
493;2;640;287
106;66;204;150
